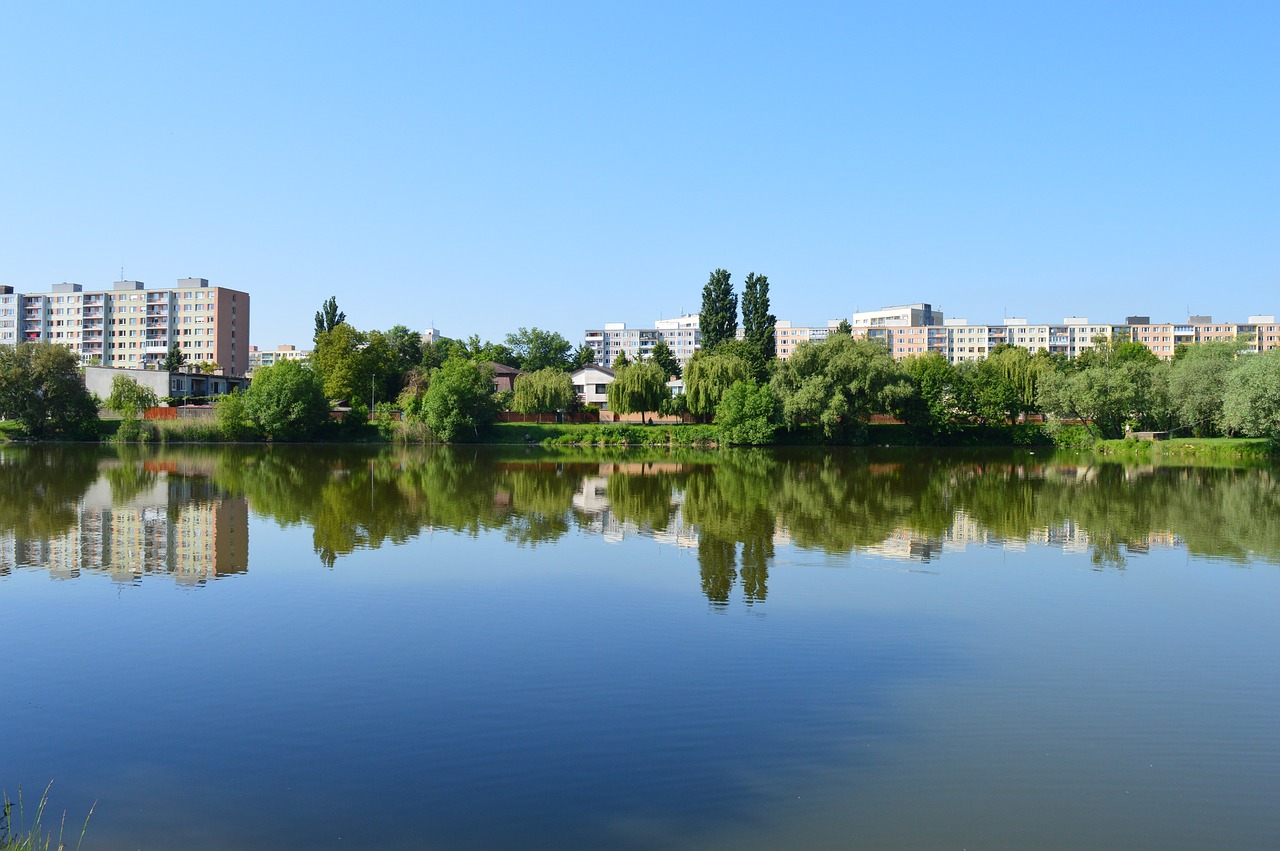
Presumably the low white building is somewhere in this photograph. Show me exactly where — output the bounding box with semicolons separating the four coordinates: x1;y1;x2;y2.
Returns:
572;365;615;409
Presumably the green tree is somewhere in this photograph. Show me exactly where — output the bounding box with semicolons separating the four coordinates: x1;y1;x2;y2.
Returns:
699;268;738;353
242;360;330;440
385;325;424;376
512;368;576;422
313;296;346;343
612;350;631;370
605;361;667;421
160;343;188;372
1219;349;1280;437
505;327;574;372
362;329;403;405
0;342;98;438
464;335;520;368
835;319;852;335
740;272;776;364
1037;360;1154;439
106;374;159;419
571;344;597;370
716;380;781;445
423;357;501;442
903;352;963;432
649;338;681;380
960;345;1041;424
684;350;751;418
770;335;910;440
311;322;369;402
105;374;160;441
1169;339;1244;436
215;388;256;440
421;337;468;371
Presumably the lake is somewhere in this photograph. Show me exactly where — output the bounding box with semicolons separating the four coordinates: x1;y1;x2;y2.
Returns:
2;444;1278;849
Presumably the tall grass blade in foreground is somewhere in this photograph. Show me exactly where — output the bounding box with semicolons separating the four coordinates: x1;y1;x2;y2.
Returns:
1;783;94;851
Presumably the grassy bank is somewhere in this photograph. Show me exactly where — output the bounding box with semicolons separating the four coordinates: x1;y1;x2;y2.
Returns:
1093;437;1278;460
488;421;1052;448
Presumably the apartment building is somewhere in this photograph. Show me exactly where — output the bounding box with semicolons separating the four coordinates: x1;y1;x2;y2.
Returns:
248;344;310;374
856;317;1120;363
773;320;844;359
850;303;944;329
854;314;1279;364
1118;315;1279;359
584;314;701;369
0;278;249;375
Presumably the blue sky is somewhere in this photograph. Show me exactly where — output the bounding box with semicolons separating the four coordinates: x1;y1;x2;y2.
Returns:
1;1;1276;348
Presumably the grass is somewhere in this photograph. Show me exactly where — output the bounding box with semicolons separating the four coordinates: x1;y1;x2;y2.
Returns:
0;784;93;851
1094;436;1278;460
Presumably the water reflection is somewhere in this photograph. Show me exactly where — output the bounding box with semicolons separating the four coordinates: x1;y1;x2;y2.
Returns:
1;446;1276;594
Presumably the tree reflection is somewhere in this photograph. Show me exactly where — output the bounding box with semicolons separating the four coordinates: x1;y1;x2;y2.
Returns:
0;446;104;539
8;444;1276;591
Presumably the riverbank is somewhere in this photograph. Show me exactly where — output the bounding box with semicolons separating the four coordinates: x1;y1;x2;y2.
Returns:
487;421;1052;448
1093;437;1278;460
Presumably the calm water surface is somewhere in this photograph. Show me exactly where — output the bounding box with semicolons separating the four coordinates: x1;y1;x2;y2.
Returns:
2;445;1278;849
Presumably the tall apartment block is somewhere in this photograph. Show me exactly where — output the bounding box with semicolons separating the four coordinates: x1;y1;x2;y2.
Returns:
585;314;701;369
0;278;249;375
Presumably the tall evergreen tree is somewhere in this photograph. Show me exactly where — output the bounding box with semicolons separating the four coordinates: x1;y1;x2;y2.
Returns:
740;272;776;364
160;342;188;372
699;268;737;353
649;339;682;379
314;296;346;343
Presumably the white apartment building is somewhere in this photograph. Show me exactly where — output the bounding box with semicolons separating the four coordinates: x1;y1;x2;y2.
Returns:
248;344;310;374
850;303;944;329
0;278;249;375
584;314;700;370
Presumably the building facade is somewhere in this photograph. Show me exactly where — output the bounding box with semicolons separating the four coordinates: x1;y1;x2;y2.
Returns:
0;278;249;375
584;314;701;370
773;320;844;359
850;303;944;329
851;314;1280;364
571;365;615;409
248;344;310;374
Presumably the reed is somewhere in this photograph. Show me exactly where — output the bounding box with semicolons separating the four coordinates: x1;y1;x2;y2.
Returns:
0;783;93;851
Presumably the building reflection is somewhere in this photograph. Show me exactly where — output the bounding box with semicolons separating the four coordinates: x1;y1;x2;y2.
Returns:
0;462;247;585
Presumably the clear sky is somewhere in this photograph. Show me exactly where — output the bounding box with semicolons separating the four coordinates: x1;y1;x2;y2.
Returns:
2;1;1276;348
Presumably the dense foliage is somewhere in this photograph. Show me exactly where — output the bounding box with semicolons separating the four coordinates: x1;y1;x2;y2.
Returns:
242;360;330;440
0;342;98;438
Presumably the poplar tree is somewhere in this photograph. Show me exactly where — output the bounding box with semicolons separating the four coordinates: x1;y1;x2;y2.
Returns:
699;268;737;353
740;272;776;364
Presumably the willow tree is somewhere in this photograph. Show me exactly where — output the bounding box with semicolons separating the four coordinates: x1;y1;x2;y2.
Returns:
512;368;576;422
684;350;751;419
606;361;667;421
